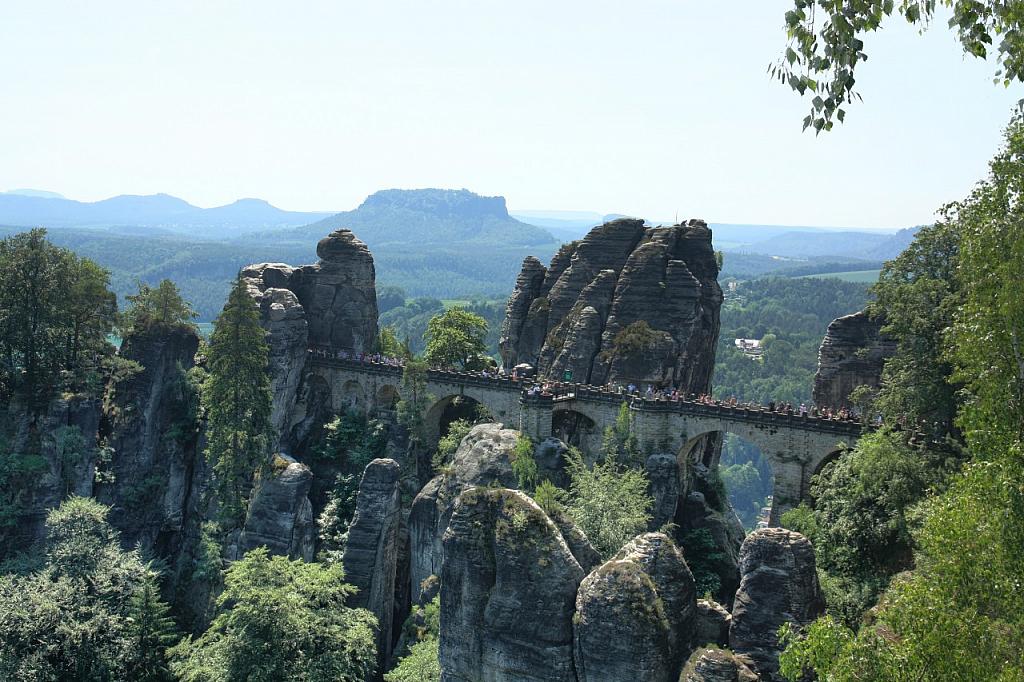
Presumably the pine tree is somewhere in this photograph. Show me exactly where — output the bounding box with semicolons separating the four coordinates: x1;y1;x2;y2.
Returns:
203;274;273;527
124;577;179;682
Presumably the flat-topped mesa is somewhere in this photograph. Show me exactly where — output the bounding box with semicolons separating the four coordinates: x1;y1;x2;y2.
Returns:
500;218;722;391
240;228;379;446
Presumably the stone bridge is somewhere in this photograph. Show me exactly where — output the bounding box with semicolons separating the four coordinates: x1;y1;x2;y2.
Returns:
307;353;864;521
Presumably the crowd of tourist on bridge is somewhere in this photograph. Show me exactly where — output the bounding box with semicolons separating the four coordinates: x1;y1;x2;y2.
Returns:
307;345;867;424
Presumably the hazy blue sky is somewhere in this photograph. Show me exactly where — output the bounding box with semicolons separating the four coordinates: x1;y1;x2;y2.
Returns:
2;1;1020;227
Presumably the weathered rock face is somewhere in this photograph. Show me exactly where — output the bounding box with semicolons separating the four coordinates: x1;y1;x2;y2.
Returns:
408;423;522;593
573;532;696;682
236;453;316;561
693;598;732;648
500;218;722;390
98;324;202;550
730;528;825;681
677;484;745;603
241;228;379;449
646;453;680;531
440;488;584;682
342;458;403;665
813;310;895;410
3;396;103;553
680;648;758;682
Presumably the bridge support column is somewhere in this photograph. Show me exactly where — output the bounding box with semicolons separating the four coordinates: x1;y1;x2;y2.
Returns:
769;455;806;526
630;401;678;454
519;395;554;442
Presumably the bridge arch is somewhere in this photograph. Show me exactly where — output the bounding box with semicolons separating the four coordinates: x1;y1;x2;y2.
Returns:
340;379;364;410
423;392;499;443
551;406;601;454
375;383;401;410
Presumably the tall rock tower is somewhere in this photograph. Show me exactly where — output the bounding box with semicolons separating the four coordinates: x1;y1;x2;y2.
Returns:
499;218;722;393
241;228;379;449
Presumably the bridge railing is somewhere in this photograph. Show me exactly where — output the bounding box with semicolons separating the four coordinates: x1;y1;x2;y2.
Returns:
305;346;865;434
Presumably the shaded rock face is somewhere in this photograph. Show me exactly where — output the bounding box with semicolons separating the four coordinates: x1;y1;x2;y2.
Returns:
342;458;403;665
241;228;379;449
813;310;895;410
440;488;584;682
677;485;745;603
3;396;103;553
730;528;825;681
98;324;202;551
681;648;758;682
573;532;697;682
500;218;722;390
236;453;316;562
693;598;732;648
646;453;680;531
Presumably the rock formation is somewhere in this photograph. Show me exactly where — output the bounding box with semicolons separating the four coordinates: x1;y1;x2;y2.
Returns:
680;648;758;682
440;488;584;682
97;324;202;550
408;423;525;593
813;310;895;410
241;228;379;448
693;598;732;648
645;453;680;530
730;528;825;681
573;532;696;682
500;218;722;390
342;458;403;665
236;453;316;561
4;395;103;552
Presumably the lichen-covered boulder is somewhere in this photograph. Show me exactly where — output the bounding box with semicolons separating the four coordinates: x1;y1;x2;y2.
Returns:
694;598;732;648
440;488;584;681
236;453;315;561
574;533;697;682
730;528;825;681
680;648;758;682
342;458;403;665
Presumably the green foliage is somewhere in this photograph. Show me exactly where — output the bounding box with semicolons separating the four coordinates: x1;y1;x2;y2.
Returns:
510;434;538;490
169;548;377;682
719;461;768;530
376;285;407;314
870;221;961;435
396;359;432;445
780;116;1024;681
604;320;665;361
377;326;410;359
0;228;118;410
679;528;725;596
123;278;197;334
775;0;1024;131
532;479;561;515
713;276;869;406
423;308;489;369
202;274;273;528
559;447;652;559
599;403;641;465
0;497;177;681
432;418;472;473
312;412;391;563
384;638;440;682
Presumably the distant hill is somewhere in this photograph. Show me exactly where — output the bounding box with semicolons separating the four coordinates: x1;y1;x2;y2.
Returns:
3;188;66;199
291;188;557;247
0;192;332;238
739;226;920;260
